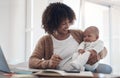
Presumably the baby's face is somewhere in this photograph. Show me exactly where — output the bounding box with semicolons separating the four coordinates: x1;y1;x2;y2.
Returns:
83;32;98;42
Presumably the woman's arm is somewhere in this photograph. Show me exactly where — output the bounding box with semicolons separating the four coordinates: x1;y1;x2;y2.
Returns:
29;37;49;69
29;53;62;69
87;47;107;65
98;47;107;59
29;36;62;69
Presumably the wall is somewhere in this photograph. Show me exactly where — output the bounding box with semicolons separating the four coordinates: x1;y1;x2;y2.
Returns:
0;0;10;60
25;0;48;61
0;0;26;64
9;0;26;64
110;6;120;74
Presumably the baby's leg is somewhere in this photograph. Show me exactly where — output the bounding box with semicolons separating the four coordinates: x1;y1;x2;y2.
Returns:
60;60;74;71
72;52;79;60
71;51;91;71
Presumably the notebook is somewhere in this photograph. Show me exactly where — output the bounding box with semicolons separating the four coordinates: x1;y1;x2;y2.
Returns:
0;46;38;74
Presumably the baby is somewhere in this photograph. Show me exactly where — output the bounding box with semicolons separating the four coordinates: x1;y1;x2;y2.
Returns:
71;26;104;71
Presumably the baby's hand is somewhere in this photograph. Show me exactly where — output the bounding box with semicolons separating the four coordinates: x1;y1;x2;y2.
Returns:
78;49;85;54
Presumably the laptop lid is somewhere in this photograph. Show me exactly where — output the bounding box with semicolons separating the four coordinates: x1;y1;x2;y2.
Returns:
0;46;40;74
0;46;11;73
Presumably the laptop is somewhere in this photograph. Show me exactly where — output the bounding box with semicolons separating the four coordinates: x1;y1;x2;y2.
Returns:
0;46;39;74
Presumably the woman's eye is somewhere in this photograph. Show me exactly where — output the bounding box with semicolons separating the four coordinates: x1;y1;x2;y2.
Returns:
88;35;91;37
62;23;66;25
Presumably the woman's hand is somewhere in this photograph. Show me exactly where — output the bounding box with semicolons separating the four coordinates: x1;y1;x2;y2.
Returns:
87;47;107;65
48;54;62;69
87;50;100;65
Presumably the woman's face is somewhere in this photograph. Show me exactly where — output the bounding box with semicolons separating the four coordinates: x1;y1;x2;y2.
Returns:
56;19;70;35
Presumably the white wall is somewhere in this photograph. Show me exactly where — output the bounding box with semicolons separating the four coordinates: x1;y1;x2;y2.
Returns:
25;0;48;61
0;0;26;64
9;0;26;64
110;6;120;74
0;0;10;59
32;0;48;50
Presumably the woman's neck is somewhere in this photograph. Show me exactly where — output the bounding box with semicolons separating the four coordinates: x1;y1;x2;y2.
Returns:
52;32;70;40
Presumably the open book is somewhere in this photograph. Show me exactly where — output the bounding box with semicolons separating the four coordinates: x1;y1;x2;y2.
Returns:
34;69;65;76
34;69;93;77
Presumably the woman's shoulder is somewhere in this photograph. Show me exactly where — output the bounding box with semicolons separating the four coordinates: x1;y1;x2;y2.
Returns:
40;34;51;41
69;29;82;31
69;29;83;35
69;29;84;43
36;34;52;44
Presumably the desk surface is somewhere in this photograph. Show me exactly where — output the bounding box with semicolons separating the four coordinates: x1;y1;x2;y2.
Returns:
0;62;119;78
1;71;120;78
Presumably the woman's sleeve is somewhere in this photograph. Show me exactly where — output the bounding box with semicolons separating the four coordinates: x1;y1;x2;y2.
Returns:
98;47;107;59
87;47;107;65
29;37;50;69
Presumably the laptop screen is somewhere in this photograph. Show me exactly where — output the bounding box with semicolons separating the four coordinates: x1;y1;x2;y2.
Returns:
0;47;11;73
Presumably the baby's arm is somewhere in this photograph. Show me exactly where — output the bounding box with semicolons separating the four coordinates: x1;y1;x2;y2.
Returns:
87;40;104;58
78;41;85;50
87;40;104;65
92;40;104;53
77;41;86;54
87;47;107;65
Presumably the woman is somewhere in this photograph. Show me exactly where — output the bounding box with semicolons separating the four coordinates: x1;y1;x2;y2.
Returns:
29;2;112;74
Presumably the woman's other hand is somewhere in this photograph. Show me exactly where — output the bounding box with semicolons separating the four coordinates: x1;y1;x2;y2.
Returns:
48;54;62;68
87;47;107;65
87;50;100;65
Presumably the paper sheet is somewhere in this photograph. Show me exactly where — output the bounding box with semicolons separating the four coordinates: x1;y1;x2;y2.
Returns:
34;69;93;77
63;71;93;77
